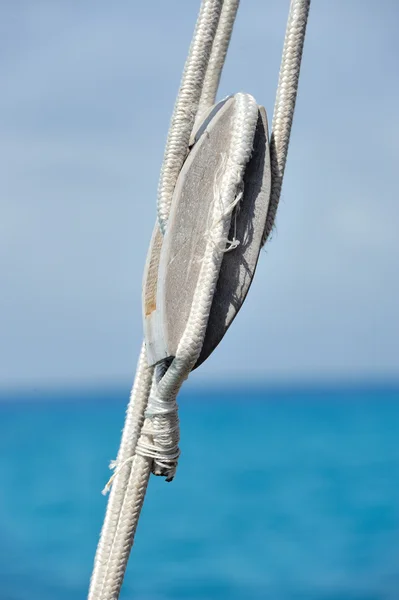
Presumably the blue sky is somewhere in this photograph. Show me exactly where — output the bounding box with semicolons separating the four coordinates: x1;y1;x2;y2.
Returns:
1;1;398;388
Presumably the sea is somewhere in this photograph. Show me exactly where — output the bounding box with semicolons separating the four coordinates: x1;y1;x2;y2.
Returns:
0;384;398;600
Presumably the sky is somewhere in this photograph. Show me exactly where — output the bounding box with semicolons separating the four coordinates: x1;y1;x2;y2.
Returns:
1;1;398;389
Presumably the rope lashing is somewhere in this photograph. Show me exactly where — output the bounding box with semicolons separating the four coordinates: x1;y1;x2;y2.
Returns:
136;365;180;482
88;2;311;599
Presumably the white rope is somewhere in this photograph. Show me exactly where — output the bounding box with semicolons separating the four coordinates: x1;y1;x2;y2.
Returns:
97;93;258;600
89;1;311;597
98;367;160;600
197;0;240;115
262;0;311;245
88;345;153;598
157;0;224;235
89;3;229;596
98;446;152;599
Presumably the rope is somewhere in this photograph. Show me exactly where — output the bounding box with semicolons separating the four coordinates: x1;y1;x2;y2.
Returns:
98;93;258;600
262;0;311;245
89;4;249;596
89;2;311;598
98;367;161;600
89;3;232;596
157;0;224;235
88;345;153;598
197;0;240;115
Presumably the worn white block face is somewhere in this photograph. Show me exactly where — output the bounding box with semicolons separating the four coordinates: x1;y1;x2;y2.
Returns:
142;96;271;369
195;104;271;368
142;223;164;364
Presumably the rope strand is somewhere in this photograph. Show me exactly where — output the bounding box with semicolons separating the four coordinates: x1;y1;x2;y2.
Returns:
88;2;311;597
157;0;224;234
88;345;153;599
262;0;311;245
197;0;241;115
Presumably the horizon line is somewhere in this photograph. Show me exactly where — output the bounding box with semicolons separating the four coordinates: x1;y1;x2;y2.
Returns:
1;376;399;401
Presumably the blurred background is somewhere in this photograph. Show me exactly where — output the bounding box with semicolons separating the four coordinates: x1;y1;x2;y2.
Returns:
0;1;398;599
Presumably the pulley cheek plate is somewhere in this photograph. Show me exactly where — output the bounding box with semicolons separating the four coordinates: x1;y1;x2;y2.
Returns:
143;95;271;368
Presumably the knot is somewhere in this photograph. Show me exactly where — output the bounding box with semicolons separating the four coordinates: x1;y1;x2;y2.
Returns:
144;393;178;418
136;391;180;482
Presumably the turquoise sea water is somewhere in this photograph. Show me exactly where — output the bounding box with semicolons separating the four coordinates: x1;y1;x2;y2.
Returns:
0;385;398;599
